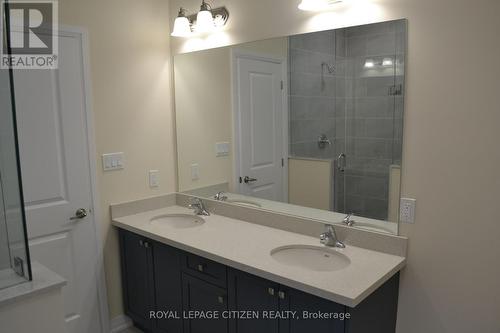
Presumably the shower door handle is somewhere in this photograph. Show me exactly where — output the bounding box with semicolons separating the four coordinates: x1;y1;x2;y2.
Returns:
337;153;346;172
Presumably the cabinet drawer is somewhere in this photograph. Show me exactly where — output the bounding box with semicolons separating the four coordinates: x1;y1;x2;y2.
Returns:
182;253;227;288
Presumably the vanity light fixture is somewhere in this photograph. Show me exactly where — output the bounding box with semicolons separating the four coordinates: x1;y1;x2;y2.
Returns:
298;0;343;11
171;1;230;38
364;59;375;68
171;8;192;37
195;1;215;33
382;57;394;67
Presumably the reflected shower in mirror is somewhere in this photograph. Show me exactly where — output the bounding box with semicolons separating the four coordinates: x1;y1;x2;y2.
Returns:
174;20;407;235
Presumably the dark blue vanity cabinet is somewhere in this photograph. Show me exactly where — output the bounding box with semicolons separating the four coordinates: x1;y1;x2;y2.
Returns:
119;229;399;333
153;242;183;333
182;273;229;333
228;269;346;333
119;230;156;331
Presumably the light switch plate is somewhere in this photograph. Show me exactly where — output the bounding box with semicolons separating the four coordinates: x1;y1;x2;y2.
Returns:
400;198;416;223
191;163;199;180
149;170;160;188
102;152;124;171
215;142;230;157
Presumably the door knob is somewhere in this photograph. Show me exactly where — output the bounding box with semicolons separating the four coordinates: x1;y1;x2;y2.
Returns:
70;208;88;220
243;176;257;184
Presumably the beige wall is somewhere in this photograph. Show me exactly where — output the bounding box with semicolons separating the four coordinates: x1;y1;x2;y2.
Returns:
170;0;500;332
59;0;177;318
175;47;232;191
175;38;287;192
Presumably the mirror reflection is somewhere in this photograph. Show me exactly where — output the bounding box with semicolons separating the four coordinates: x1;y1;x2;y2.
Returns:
174;20;406;235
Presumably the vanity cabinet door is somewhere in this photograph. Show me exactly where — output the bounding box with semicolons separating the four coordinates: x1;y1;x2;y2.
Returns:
228;269;280;333
345;273;399;333
153;242;183;333
182;273;229;333
279;288;346;333
119;229;155;331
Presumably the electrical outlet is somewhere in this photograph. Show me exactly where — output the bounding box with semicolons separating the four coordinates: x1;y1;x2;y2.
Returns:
191;163;199;180
400;198;416;223
149;170;160;188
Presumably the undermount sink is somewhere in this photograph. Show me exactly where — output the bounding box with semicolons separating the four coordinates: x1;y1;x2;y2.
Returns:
227;199;262;208
270;245;350;272
150;214;205;228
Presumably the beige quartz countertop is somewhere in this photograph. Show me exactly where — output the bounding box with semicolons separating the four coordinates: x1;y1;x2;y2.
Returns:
112;205;405;308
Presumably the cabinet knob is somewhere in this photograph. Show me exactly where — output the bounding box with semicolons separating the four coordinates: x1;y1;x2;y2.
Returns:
217;296;224;304
143;241;150;248
278;291;286;299
197;264;204;272
268;287;275;296
139;240;144;247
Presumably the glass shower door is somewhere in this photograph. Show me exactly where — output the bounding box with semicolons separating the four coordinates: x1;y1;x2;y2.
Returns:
0;12;32;288
335;20;406;222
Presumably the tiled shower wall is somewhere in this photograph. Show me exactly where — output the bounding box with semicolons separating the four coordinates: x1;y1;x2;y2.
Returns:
288;21;405;220
289;30;342;159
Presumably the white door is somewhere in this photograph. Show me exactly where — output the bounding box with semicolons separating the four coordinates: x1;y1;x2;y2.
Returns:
13;29;104;333
233;53;286;202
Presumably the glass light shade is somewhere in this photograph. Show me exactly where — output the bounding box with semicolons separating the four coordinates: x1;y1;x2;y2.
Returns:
298;0;329;11
171;16;191;37
364;59;375;68
382;58;394;67
195;10;215;33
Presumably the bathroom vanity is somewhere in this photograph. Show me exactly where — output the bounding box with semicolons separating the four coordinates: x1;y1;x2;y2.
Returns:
119;23;408;329
112;195;406;333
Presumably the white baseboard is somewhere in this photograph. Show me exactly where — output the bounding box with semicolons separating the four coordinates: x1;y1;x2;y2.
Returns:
109;314;133;333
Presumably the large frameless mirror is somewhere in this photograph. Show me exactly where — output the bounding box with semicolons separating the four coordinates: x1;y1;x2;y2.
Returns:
174;19;407;235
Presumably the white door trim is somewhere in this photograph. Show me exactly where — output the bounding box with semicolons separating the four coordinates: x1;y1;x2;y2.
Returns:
230;49;289;202
58;24;110;333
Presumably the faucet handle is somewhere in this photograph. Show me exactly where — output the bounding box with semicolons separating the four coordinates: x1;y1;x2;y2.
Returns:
343;213;355;226
188;197;210;216
214;191;227;201
320;224;345;248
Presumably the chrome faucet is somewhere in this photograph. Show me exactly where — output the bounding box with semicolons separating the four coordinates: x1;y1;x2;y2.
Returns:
320;224;345;248
189;198;210;216
342;213;355;227
214;191;228;201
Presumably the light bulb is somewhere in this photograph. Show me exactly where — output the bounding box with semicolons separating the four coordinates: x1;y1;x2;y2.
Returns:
364;59;375;68
298;0;329;11
298;0;343;11
171;8;191;37
382;58;393;67
195;1;215;33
